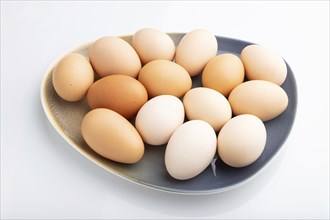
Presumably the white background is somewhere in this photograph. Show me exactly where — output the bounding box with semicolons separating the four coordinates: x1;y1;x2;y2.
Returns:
1;1;329;219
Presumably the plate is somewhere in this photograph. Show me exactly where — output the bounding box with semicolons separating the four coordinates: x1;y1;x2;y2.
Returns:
40;33;297;194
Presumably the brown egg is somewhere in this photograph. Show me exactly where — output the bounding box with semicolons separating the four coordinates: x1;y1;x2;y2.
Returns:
132;28;176;65
87;75;148;119
52;53;94;101
89;36;141;78
202;54;245;97
81;108;144;164
138;59;192;98
183;87;232;132
228;80;289;121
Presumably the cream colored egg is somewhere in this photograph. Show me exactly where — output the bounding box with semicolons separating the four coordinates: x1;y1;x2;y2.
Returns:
132;28;176;65
165;120;217;180
135;95;185;145
202;53;245;97
240;44;287;85
138;59;192;98
81;108;144;164
218;114;266;168
228;80;289;121
183;87;232;132
175;29;218;77
89;36;141;78
52;53;94;101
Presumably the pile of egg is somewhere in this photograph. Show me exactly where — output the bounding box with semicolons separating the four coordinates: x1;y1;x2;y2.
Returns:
52;28;288;180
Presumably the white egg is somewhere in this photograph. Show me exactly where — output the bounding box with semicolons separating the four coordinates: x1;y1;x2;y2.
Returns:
240;44;287;85
165;120;217;180
132;28;176;65
218;114;267;168
175;29;218;77
135;95;185;145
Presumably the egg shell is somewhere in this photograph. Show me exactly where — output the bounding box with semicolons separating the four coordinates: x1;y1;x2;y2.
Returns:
132;28;176;65
81;108;144;164
202;53;245;97
138;59;192;98
183;87;232;132
165;120;217;180
218;114;266;168
175;29;218;77
228;80;289;121
89;36;141;78
135;95;185;145
52;53;94;101
240;44;287;85
87;75;148;119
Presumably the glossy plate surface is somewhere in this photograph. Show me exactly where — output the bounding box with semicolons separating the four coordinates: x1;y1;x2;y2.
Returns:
41;33;297;194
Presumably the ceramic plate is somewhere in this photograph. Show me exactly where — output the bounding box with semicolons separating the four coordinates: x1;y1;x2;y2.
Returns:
41;33;297;194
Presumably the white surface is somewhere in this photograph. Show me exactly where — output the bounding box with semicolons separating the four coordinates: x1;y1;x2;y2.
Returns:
1;1;329;219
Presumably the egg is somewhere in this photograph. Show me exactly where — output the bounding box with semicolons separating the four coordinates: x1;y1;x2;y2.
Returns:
135;95;185;145
52;53;94;101
138;59;192;98
218;114;266;168
81;108;144;164
87;75;148;119
183;87;232;132
132;28;176;65
202;53;245;97
165;120;217;180
175;29;218;77
240;44;287;85
89;36;141;78
228;80;289;121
